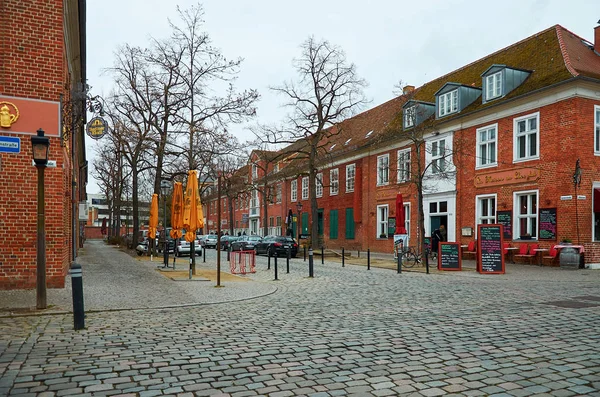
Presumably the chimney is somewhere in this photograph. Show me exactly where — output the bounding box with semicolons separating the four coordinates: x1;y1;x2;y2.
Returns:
403;85;415;95
595;21;600;53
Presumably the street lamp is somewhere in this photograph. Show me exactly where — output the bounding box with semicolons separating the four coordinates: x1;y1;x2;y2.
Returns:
296;201;303;240
160;179;171;268
31;128;50;309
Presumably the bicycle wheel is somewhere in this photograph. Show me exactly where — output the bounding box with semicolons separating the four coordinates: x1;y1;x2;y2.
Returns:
401;249;418;268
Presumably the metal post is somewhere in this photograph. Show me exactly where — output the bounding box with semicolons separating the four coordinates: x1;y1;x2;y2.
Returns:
274;252;278;280
308;248;314;277
287;246;290;273
424;242;430;274
163;195;168;268
321;246;324;264
203;246;206;263
172;238;178;270
227;246;231;262
358;250;360;258
70;263;85;330
304;245;307;262
397;241;402;274
268;253;271;270
367;249;371;270
342;248;345;267
36;165;47;309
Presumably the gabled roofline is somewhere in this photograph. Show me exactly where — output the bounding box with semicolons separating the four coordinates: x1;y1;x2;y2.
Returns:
434;82;483;96
402;99;435;109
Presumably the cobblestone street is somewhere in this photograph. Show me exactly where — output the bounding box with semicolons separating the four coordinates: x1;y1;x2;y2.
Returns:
1;241;599;396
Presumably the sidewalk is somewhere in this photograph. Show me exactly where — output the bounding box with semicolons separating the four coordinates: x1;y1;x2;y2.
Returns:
0;240;276;316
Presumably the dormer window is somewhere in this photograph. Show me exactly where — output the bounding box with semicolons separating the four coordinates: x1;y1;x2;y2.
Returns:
486;72;502;100
404;106;415;128
438;89;458;117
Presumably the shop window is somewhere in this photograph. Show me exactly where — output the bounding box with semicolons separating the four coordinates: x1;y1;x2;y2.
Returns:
514;190;538;238
477;195;496;224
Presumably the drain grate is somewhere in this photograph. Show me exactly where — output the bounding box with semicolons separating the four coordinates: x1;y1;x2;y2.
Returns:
542;300;600;309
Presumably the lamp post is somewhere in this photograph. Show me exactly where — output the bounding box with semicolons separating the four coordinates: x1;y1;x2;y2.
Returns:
296;201;303;241
160;179;171;268
31;128;50;310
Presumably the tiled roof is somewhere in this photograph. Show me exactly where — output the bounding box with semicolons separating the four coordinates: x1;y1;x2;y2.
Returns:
265;24;600;174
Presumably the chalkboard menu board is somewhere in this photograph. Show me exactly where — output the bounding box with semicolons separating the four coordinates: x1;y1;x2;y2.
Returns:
539;208;557;240
496;211;512;240
477;224;505;274
438;243;461;271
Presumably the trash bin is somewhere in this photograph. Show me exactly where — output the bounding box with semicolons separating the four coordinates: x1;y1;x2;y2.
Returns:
559;246;580;270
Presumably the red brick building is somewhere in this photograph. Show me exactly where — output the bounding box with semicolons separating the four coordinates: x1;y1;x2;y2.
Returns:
207;24;600;263
0;1;87;289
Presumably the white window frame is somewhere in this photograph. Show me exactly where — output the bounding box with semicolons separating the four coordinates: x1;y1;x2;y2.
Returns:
486;71;502;100
514;190;538;239
291;180;297;202
431;139;446;174
376;204;389;238
316;173;323;198
346;164;355;192
397;149;411;183
513;112;540;162
595;105;600;155
301;177;309;200
476;124;498;169
476;194;497;226
252;163;258;179
404;106;415;128
330;168;339;196
377;154;389;186
438;89;458;117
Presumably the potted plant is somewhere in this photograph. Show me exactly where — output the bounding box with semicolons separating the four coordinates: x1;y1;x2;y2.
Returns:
520;233;532;240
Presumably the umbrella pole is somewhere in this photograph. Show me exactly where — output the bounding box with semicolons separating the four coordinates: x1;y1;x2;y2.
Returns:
172;238;177;270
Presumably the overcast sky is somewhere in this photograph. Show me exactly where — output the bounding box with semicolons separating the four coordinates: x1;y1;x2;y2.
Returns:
85;0;599;193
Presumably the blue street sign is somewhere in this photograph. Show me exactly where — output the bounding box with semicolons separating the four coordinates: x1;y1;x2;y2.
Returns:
0;136;20;153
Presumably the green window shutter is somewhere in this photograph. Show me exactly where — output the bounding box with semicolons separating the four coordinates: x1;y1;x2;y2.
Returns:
345;208;355;239
329;210;338;239
302;212;309;234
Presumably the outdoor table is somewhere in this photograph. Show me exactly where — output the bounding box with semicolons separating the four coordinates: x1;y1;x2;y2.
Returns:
505;247;518;263
534;248;549;267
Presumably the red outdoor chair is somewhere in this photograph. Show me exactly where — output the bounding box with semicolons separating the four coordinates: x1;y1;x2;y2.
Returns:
542;246;559;266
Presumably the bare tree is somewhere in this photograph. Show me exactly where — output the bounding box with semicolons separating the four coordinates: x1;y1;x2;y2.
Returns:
258;36;368;248
384;85;459;254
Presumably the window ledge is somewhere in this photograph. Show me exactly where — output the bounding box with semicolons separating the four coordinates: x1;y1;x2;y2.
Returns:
475;163;498;171
513;156;540;164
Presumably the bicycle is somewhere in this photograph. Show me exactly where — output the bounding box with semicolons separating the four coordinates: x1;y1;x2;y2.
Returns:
394;243;437;268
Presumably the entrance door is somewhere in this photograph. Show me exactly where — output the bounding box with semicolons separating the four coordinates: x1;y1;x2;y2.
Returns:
430;216;447;236
317;209;324;236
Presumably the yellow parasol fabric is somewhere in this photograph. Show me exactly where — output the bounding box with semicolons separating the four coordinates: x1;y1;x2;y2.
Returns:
183;170;204;242
170;182;184;239
148;193;159;239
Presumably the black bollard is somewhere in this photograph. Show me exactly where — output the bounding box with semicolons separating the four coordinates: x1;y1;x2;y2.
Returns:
203;247;206;263
321;246;324;264
227;246;230;262
397;248;402;274
367;249;371;270
342;248;345;267
71;263;85;330
358;250;360;258
308;248;314;277
424;242;430;274
274;252;279;280
268;253;271;270
287;247;290;274
304;245;307;262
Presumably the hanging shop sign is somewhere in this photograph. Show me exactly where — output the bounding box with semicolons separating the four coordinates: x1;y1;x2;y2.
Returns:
86;116;108;140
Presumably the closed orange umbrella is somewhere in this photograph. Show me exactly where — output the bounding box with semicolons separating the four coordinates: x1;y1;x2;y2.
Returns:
183;170;203;242
148;193;159;240
170;182;184;239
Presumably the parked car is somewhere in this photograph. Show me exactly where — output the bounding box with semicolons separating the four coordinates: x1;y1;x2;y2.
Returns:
231;235;263;251
175;236;203;257
197;234;209;246
254;236;298;258
204;234;218;249
219;235;239;250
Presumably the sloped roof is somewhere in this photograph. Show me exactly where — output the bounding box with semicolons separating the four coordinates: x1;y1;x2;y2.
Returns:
256;24;600;179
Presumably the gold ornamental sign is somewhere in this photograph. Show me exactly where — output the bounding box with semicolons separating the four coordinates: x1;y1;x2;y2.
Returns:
0;102;19;128
86;116;108;140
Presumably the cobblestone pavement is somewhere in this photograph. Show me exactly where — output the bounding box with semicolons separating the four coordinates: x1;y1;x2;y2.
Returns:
1;242;600;396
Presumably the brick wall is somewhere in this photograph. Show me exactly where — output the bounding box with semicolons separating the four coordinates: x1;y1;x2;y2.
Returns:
0;0;71;290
